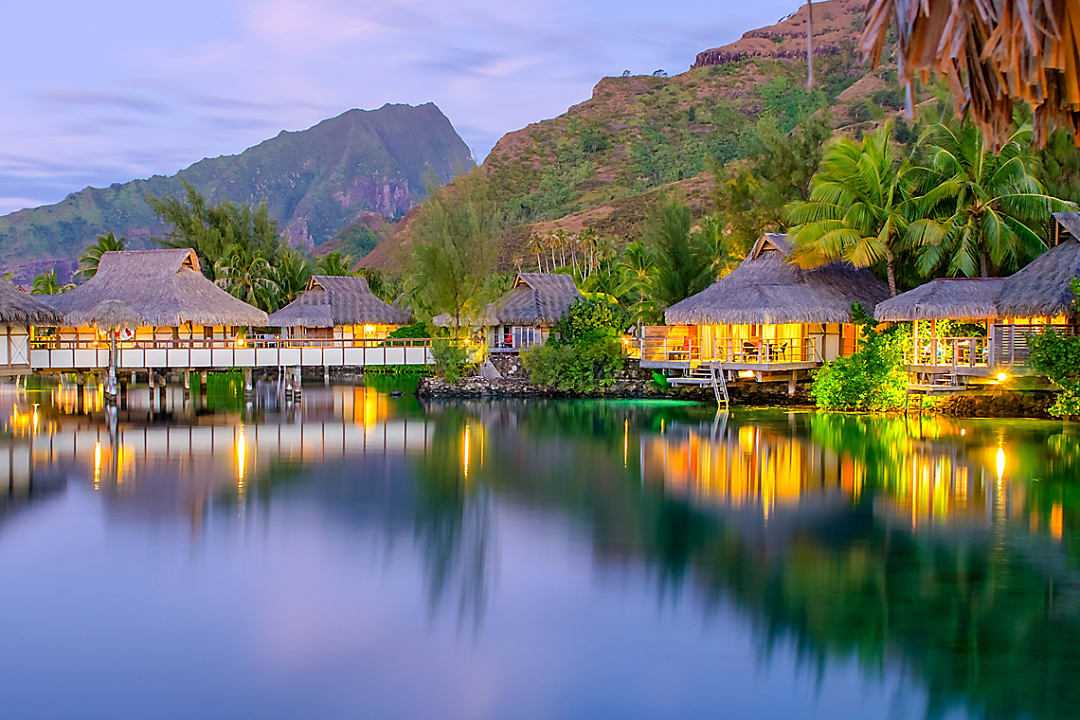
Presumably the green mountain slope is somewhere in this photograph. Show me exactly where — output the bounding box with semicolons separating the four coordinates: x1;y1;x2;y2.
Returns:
363;0;883;270
0;102;474;281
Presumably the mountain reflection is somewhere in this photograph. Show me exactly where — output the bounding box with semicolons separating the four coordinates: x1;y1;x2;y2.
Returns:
2;386;1079;718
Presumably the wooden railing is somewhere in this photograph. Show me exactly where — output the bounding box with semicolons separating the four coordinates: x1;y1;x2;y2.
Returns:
28;337;435;371
641;328;821;366
910;325;1074;371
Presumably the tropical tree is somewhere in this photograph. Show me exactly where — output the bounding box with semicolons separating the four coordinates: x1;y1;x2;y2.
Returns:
407;172;503;332
213;243;280;310
77;232;126;280
314;251;354;276
907;121;1071;278
273;248;313;307
786;124;911;295
616;240;655;324
641;196;713;309
31;270;70;295
150;182;281;282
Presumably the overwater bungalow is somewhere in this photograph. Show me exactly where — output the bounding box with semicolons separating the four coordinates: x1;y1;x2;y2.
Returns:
435;273;582;352
641;234;889;386
875;213;1080;388
267;275;411;342
36;248;268;370
0;281;63;372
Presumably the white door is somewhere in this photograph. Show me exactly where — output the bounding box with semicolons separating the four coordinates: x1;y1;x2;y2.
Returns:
9;333;28;365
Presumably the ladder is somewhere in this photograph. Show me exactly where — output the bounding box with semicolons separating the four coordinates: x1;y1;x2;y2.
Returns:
709;365;730;410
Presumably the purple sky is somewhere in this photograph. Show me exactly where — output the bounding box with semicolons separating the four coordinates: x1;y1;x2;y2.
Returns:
0;0;805;215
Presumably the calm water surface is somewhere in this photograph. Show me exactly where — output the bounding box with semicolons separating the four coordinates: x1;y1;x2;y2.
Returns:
1;383;1078;719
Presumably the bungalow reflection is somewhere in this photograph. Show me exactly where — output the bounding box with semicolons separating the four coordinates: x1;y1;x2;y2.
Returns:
0;385;434;532
642;412;1071;546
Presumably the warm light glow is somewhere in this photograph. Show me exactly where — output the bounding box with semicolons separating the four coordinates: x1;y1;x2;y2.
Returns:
996;372;1009;383
235;427;248;499
623;418;630;468
462;424;471;480
737;370;755;379
996;446;1007;482
92;442;102;491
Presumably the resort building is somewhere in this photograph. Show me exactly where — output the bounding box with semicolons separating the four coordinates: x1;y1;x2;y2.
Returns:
874;213;1080;388
0;281;63;372
267;275;411;341
435;273;583;353
35;248;268;370
641;233;889;386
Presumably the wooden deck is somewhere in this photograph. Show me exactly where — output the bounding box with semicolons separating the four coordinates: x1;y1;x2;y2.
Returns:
25;338;434;372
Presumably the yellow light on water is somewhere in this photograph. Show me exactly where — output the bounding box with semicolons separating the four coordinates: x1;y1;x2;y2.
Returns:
996;446;1007;482
235;427;248;499
92;442;102;491
996;371;1009;383
462;424;471;480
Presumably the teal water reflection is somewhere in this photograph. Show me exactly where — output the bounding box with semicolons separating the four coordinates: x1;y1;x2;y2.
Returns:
0;386;1077;719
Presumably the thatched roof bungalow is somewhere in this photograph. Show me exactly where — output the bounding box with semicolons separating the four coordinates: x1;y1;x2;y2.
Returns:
268;275;410;340
48;249;267;331
0;281;63;368
434;273;583;352
644;234;889;379
873;215;1080;383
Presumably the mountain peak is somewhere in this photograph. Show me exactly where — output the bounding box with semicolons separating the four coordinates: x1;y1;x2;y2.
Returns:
0;103;475;281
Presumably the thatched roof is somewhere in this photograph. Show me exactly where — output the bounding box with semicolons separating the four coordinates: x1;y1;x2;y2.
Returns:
995;239;1080;319
0;281;63;325
874;278;1005;321
433;273;583;328
64;300;145;329
48;249;268;327
665;234;890;325
267;275;410;328
862;1;1080;147
877;214;1080;321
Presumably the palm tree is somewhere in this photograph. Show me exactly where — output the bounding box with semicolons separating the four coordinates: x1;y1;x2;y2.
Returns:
786;124;911;295
906;121;1071;278
77;232;126;280
214;244;280;310
31;270;69;295
616;241;656;324
273;249;313;308
642;196;713;308
314;251;354;276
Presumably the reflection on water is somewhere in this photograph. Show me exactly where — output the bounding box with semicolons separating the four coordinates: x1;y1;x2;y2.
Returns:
1;386;1079;719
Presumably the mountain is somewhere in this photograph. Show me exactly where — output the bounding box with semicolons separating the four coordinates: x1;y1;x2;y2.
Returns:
0;102;474;281
363;0;886;270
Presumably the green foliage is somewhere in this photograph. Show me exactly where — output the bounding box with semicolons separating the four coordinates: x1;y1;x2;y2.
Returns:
756;76;827;133
388;322;430;339
786;123;910;295
908;121;1071;278
77;232;126;280
334;223;380;260
364;365;431;394
31;270;69;295
641;196;714;310
407;173;503;330
811;313;910;412
314;251;354;276
273;248;313;307
651;371;671;390
357;268;403;304
522;333;624;394
522;297;627;393
556;297;630;342
1028;280;1080;417
713;113;831;256
431;339;471;383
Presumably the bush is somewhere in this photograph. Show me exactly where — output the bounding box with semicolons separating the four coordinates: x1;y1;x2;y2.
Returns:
522;331;624;393
389;322;429;339
1028;280;1080;418
811;318;909;412
521;298;627;393
431;339;471;383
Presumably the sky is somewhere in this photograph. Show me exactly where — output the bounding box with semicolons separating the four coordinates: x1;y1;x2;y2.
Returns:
0;0;804;215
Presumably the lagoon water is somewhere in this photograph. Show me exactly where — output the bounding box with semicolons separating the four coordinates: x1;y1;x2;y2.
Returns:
0;383;1077;719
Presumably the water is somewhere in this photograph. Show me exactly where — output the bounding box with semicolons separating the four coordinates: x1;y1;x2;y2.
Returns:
1;384;1078;719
